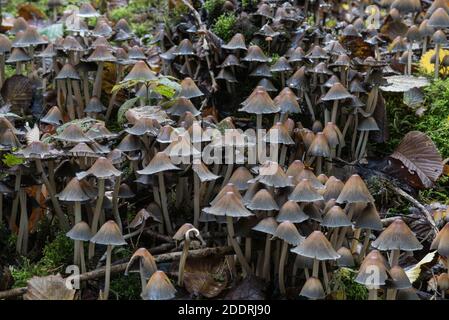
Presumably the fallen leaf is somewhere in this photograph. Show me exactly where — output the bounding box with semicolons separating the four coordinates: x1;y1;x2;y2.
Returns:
24;274;75;300
404;251;437;284
183;257;228;298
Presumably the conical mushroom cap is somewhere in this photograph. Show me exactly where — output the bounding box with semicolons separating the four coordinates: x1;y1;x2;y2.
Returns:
229;167;253;191
0;34;12;53
125;117;158;136
66;221;92;241
252;217;278;235
239;86;279;114
87;45;116;62
116;134;143;152
389;266;412;289
122;61;157;82
175;39;195;56
428;8;449;29
6;48;31;63
322;205;351;228
264;122;294;145
247;189;279;211
78;2;100;17
277;200;309;223
179;77;203;99
15;141;62;159
167;97;200;117
355;250;389;287
77;157;122;179
270;56;292;72
192;162;220;182
300;277;325;299
323;176;344;202
371;219;423;251
56;123;90;143
291;231;340;260
61;36;84;52
90;220;126;246
141;271;176;300
172;223;197;241
55;63;80;80
128;46;146;60
307;132;331;157
85;96;107;113
431;223;449;256
207;191;253;217
391;0;421;14
13;26;47;47
336;174;374;204
251;161;292;188
354;203;383;230
41;106;63;126
286;160;305;177
222;33;247;50
125;248;157;279
274;221;304;246
86;123;117;140
58;177;96;202
321;82;352;101
336;247;355;267
137;152;180;175
242;45;269;62
289;179;324;203
274;87;300;114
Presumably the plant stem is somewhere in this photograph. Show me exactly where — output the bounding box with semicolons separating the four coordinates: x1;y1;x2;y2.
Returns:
158;172;173;234
178;238;190;286
194;174;200;228
89;178;105;259
279;241;288;295
263;233;272;281
226;216;252;276
103;245;112;300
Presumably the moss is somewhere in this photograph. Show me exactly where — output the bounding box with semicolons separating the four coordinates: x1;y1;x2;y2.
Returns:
110;272;142;299
4;65;17;79
212;13;237;42
203;0;225;23
331;267;368;300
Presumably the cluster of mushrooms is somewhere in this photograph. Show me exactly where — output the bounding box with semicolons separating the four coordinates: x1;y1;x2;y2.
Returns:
0;0;447;300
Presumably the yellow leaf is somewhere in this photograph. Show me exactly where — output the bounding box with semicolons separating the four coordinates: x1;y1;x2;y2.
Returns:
405;251;436;283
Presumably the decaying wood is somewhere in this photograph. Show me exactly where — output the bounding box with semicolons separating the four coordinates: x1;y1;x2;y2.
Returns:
0;246;233;299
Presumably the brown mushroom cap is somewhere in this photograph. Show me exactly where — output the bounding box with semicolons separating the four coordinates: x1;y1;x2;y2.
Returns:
242;45;269;62
371;219;423;251
277;200;309;224
207;191;254;217
167;96;200;117
90;220;126;246
125;248;157;279
122;61;157;82
354;203;383;230
41;106;63;126
336;247;355;267
58;177;97;202
78;2;100;17
247;189;279;211
289;179;324;203
336;174;374;204
141;271;176;300
137;151;180;175
428;7;449;29
430;223;449;256
55;63;80;80
192;162;220;182
323;176;344;202
222;33;247;51
291;231;340;260
389;266;412;289
239;86;279;114
274;221;304;246
56;123;90;143
355;250;389;287
77;157;122;179
228;167;253;191
179;77;204;99
307;132;331;158
252;217;278;235
321;82;352;101
322;205;351;228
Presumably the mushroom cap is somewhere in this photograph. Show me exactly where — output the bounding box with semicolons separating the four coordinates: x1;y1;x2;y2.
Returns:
6;48;31;63
116;134;143;152
192;162;220;182
222;33;247;51
391;0;421;14
372;219;423;251
323;176;344;202
264;122;294;145
86;123;117;140
355;250;389;287
125;248;157;279
85;96;107;113
307;132;331;158
270;56;292;73
277;200;309;224
289;179;324;203
428;8;449;29
250;63;272;78
336;247;355;267
0;34;12;54
288;46;305;62
239;86;279;114
13;26;47;47
118;183;135;199
396;288;420;300
90;220;126;246
252;217;278;235
247;189;279;211
287;66;308;89
354;203;383;230
291;231;340;260
242;45;269;62
40;106;63;126
78;2;100;17
218;54;242;68
274;87;300;114
122;61;157;82
128;46;146;60
167;96;200;117
77;157;122;179
336;174;374;204
174;39;195;56
300;277;325;299
358;117;379;131
87;45;116;62
430;223;449;256
250;161;292;188
437;273;449;290
389;266;412;289
406;25;421;42
55;63;80;80
179;77;203;99
321;82;352;101
15;141;62;159
66;221;92;241
57;177;97;202
55;123;90;143
229;167;253;191
137;151;180;175
172;223;197;241
141;271;176;300
286;160;305;177
322;205;351;228
67;142;98;158
274;221;304;246
124;117;158;136
432;29;447;45
61;36;84;52
207;191;253;217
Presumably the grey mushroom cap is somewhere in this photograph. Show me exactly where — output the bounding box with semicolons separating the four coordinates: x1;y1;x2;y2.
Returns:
300;277;325;299
66;221;92;241
90;220;127;246
291;231;340;261
273;221;304;246
371;219;423;251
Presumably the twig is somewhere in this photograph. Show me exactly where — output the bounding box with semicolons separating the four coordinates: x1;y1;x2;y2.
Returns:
388;185;439;236
0;246;233;299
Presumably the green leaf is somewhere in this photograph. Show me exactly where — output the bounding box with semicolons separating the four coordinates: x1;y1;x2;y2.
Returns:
117;97;139;125
2;153;24;167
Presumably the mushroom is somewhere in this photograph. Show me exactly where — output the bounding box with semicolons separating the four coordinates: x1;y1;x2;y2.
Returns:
90;220;127;300
66;221;92;274
273;221;304;295
355;250;389;300
321;82;353;125
252;217;278;281
192;161;220;227
0;34;11;87
173;223;204;286
125;248;157;292
87;44;117;99
141;271;176;300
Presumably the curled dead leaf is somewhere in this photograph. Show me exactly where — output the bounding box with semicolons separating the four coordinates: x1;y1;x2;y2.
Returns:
23;274;75;300
183;257;228;298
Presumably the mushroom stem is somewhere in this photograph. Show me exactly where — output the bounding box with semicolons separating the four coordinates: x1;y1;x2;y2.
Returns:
279;241;289;295
322;261;330;294
256;114;263;163
35;160;69;230
351;113;359;157
262;233;272;281
9;172;21;231
279;145;288;166
226;216;252;276
193;174;200;228
336;204;353;249
16;189;28;255
178;237;190;286
81;71;90;106
331;100;339;124
304;91;316;121
422;37;427;56
0;54;5;87
103;244;113;300
368;288;377;300
359;229;371;259
315;156;322;175
338;113;353;157
66;79;76;120
0;194;2;225
390;249;400;267
245;237;252;266
74;201;82;266
93;62;104;98
80;241;86;274
89;179;105;259
204;163;220;205
357;131;369;160
312;258;319;278
112;176;123;232
72;80;84;118
435;43;440;79
221;163;234;188
158;172;173;234
350;228;361;253
407;42;413;75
